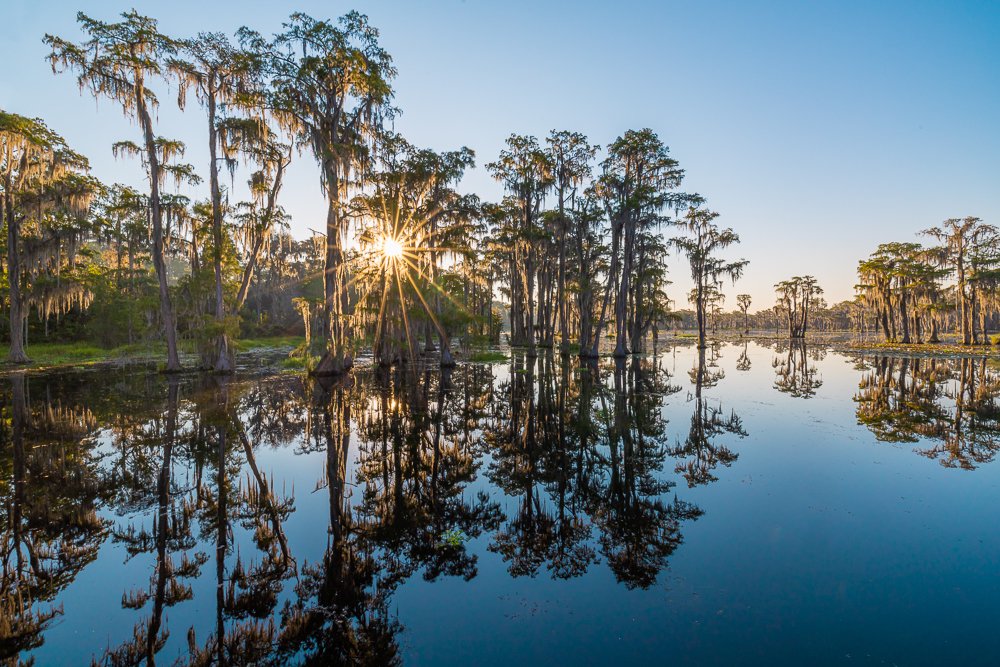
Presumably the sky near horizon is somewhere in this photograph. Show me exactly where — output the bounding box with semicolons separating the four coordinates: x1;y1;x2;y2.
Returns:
2;0;998;310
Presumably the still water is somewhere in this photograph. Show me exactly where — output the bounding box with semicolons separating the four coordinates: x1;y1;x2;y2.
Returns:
2;341;999;666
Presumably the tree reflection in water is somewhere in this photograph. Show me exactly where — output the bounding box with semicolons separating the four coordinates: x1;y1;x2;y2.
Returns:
597;356;702;589
0;372;107;662
484;352;714;589
736;341;751;372
670;346;746;488
772;341;824;398
274;375;402;666
855;354;1000;469
0;346;753;663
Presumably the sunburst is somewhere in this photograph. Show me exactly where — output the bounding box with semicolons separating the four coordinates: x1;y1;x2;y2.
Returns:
381;236;404;260
353;219;472;367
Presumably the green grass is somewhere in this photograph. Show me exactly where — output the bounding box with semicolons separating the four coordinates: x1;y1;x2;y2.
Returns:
848;340;1000;358
0;335;307;373
235;335;304;351
468;350;508;363
0;341;160;372
280;355;311;370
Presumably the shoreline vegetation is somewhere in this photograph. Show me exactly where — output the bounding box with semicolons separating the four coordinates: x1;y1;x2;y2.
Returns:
5;330;998;376
0;335;302;375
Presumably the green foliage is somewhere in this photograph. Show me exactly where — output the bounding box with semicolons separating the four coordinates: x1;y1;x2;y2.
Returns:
85;273;158;348
439;529;467;548
236;335;303;351
469;350;507;363
280;355;308;370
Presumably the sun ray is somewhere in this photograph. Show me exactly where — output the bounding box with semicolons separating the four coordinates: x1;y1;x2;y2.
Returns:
372;270;391;353
394;261;416;364
397;253;473;317
402;266;451;349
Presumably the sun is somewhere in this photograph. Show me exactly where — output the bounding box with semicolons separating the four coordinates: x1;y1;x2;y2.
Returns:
382;236;404;260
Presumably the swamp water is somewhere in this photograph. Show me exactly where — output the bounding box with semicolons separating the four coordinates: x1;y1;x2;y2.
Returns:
2;341;999;666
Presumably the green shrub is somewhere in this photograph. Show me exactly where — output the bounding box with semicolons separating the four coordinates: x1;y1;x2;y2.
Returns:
469;350;507;363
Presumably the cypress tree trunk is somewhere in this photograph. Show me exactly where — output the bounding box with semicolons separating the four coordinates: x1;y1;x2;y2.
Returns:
138;86;182;372
313;172;352;376
6;200;29;364
207;84;234;373
898;285;911;344
589;222;620;358
614;220;633;357
558;192;569;355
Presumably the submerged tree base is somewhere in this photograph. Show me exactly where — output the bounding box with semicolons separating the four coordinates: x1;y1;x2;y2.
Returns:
200;335;236;375
311;351;354;377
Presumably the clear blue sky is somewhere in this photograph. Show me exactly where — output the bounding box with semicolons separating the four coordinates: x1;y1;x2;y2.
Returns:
3;0;998;309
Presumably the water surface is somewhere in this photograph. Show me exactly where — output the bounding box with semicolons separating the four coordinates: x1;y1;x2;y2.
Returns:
2;341;999;665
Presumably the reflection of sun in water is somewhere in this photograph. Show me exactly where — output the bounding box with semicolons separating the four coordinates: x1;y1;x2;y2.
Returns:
382;236;403;260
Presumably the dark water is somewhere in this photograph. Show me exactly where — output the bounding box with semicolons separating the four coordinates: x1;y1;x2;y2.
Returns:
2;341;999;666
